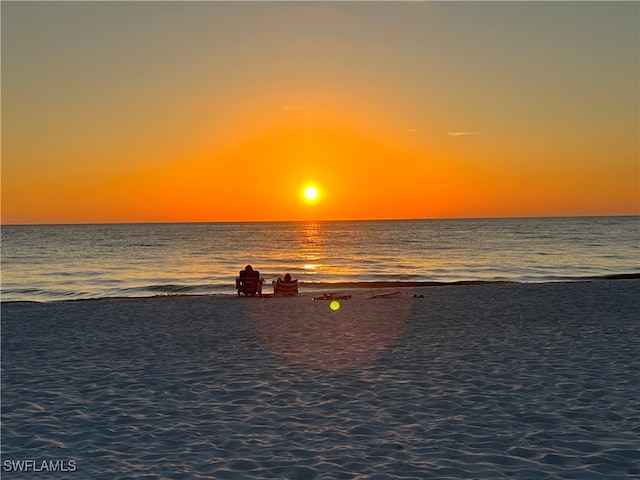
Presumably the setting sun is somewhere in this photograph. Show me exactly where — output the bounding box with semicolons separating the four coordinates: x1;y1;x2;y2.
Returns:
304;186;319;202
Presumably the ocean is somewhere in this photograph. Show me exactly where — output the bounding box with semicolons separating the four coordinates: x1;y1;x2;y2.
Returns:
1;216;638;302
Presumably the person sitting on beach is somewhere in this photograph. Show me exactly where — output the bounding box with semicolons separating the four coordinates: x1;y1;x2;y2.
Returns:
273;273;298;296
236;265;264;296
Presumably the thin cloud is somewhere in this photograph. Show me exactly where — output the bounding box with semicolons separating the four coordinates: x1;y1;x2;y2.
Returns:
447;131;480;137
404;129;420;133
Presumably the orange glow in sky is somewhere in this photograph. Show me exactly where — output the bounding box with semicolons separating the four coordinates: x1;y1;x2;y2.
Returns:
2;2;638;224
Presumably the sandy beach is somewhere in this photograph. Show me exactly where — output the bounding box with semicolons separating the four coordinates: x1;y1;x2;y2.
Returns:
2;280;639;479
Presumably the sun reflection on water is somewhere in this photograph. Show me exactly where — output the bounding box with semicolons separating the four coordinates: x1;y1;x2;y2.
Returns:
299;222;325;275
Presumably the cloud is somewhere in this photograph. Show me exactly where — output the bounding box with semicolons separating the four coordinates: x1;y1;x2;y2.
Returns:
447;131;480;137
404;129;420;133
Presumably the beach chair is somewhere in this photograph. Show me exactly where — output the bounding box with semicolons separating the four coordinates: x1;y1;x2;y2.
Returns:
272;274;299;297
235;267;264;297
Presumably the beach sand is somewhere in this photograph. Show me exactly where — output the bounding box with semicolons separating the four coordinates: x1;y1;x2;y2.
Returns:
2;280;639;479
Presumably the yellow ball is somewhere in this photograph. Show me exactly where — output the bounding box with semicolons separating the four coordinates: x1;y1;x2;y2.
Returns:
329;300;340;311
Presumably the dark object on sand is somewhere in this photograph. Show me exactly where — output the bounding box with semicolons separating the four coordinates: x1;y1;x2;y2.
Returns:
235;265;264;297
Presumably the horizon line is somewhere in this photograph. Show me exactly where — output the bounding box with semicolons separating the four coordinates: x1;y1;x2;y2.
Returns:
2;213;638;227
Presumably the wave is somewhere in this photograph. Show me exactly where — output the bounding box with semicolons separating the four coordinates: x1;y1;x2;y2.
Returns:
122;284;210;294
585;273;640;280
301;280;514;289
3;273;638;303
302;272;640;289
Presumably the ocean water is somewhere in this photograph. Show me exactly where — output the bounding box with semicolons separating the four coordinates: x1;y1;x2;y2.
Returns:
1;217;638;302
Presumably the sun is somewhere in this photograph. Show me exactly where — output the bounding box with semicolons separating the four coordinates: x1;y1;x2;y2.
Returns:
304;186;319;202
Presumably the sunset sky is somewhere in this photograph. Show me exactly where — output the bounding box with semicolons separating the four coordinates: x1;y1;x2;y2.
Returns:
2;1;638;224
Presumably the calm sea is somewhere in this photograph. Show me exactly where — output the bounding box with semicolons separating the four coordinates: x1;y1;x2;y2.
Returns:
1;217;638;302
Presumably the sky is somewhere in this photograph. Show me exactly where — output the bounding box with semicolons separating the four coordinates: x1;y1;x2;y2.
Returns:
2;1;638;224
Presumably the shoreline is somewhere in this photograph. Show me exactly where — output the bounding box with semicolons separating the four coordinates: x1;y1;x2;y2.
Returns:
2;274;639;305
